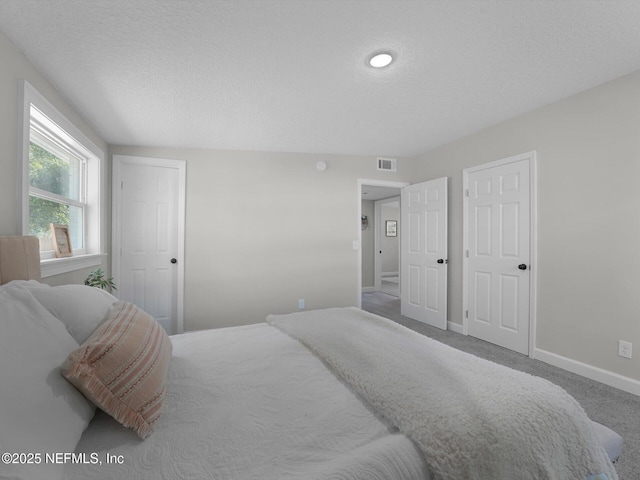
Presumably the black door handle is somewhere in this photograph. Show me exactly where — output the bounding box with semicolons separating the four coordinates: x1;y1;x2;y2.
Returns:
437;259;444;264
171;258;177;264
518;264;527;270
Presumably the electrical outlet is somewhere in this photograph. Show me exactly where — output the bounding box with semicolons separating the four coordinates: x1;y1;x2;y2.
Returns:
618;340;632;359
298;299;305;310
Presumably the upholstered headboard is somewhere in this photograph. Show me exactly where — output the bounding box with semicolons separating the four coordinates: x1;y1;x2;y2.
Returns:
0;236;41;285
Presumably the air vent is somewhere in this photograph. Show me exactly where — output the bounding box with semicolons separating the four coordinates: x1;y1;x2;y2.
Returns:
377;157;397;172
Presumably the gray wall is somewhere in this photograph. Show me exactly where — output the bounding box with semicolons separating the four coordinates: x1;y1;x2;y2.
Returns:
0;31;109;285
380;201;399;274
410;69;640;382
361;200;375;288
109;145;412;331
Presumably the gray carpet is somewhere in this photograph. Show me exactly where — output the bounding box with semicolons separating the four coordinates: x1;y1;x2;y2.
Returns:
362;291;639;480
380;278;399;297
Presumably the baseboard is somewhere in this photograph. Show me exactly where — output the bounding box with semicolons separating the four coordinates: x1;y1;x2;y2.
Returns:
362;286;376;293
534;348;640;397
447;321;464;334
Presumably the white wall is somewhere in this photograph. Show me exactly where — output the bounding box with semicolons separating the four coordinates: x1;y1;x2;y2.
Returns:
410;69;640;385
0;31;109;285
109;145;413;330
380;202;399;274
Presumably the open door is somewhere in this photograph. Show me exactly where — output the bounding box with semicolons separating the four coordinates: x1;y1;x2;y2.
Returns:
401;177;448;329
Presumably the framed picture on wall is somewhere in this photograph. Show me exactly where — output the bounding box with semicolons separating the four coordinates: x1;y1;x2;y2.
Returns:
385;220;397;237
50;223;73;257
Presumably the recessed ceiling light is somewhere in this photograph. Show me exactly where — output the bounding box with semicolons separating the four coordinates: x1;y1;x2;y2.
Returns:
369;52;393;68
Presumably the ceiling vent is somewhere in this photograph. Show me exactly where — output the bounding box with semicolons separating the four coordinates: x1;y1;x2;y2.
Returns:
377;157;397;172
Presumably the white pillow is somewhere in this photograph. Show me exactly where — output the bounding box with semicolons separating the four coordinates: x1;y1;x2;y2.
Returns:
0;282;95;480
25;283;117;344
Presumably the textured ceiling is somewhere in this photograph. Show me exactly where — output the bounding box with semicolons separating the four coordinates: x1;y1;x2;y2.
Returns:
1;0;640;157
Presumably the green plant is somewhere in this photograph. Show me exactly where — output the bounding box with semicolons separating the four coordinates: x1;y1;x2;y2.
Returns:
85;268;117;292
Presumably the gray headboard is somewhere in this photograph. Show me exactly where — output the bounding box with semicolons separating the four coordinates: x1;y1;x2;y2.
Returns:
0;236;41;285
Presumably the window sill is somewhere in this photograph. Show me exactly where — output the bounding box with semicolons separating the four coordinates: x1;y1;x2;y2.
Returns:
41;253;107;278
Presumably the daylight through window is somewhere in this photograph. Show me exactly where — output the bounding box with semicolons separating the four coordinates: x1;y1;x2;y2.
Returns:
29;106;86;252
20;80;103;263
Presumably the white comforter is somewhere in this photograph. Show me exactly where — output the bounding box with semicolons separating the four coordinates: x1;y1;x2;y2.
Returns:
268;308;618;480
65;323;429;480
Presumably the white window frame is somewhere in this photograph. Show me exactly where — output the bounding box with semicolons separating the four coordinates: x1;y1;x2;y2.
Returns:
18;80;105;277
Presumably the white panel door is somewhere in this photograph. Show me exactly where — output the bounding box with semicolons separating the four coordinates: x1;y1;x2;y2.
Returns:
401;177;448;329
113;156;185;334
466;157;531;354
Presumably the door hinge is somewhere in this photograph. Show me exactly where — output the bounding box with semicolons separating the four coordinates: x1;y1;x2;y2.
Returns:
121;180;124;190
466;249;469;258
465;310;469;318
465;189;469;197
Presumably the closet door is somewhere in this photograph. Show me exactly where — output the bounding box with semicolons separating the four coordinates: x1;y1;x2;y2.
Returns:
464;153;535;355
113;155;186;334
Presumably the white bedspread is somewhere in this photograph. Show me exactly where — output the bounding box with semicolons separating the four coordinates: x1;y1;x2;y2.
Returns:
65;323;429;480
268;308;618;480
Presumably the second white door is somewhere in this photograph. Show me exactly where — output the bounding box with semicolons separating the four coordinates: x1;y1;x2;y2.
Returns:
401;177;448;329
464;153;533;355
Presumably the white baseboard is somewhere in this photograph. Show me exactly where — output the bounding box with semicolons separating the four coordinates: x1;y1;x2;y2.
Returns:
534;348;640;397
362;286;376;293
447;321;464;334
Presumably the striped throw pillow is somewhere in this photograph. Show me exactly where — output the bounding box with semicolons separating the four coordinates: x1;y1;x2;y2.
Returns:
61;301;172;439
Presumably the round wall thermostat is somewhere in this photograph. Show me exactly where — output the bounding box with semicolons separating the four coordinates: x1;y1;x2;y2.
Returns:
316;161;327;171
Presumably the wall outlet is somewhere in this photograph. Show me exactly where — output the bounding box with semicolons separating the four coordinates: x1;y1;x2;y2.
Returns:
618;340;632;359
298;298;305;310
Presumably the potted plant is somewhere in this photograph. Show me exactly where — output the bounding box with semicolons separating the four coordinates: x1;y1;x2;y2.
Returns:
85;268;117;293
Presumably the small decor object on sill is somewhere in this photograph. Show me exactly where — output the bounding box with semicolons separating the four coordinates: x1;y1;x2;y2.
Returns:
85;268;117;293
50;223;72;257
386;220;397;237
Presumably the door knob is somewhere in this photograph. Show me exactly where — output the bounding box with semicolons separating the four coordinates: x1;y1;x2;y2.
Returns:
518;263;527;270
437;259;444;264
171;258;177;264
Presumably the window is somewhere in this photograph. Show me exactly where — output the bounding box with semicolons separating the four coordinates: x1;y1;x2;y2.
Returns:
29;107;87;252
19;81;104;273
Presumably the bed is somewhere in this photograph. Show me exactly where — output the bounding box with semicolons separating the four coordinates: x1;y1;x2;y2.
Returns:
0;236;622;480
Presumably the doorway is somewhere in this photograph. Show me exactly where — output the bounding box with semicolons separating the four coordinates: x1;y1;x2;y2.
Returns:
358;177;449;328
358;179;408;308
